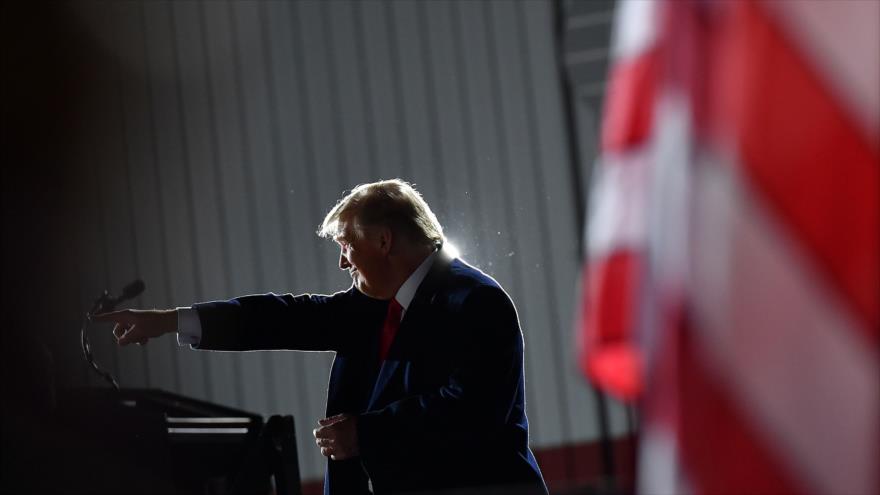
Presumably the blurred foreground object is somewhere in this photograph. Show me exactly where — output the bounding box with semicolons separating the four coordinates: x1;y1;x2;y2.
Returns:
577;0;878;493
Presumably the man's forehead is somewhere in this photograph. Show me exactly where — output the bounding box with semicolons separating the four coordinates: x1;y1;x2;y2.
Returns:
334;220;356;242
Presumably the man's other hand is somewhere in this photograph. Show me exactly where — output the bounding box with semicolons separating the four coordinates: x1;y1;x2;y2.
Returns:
313;413;359;461
94;309;177;346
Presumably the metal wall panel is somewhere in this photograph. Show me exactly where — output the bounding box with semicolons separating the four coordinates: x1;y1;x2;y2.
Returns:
523;0;598;443
171;0;235;407
111;1;182;394
59;0;626;481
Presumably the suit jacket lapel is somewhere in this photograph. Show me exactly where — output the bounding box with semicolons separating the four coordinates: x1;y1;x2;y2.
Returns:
365;249;454;410
367;359;400;410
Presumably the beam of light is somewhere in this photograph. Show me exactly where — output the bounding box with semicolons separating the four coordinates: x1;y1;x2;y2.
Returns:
444;240;461;259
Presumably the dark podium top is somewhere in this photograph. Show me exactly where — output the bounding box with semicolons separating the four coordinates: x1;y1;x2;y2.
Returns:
41;388;300;495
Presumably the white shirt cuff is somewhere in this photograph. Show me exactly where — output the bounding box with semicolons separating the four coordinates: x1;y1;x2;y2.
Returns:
176;307;202;347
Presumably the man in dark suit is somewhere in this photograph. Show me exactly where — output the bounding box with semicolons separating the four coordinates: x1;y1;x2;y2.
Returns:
97;179;548;494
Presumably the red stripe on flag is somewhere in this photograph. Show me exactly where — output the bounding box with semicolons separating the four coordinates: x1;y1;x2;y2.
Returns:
677;319;807;495
711;1;879;340
601;50;660;153
581;251;643;400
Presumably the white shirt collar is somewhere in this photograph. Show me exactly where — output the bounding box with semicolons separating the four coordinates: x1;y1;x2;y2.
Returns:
394;250;438;313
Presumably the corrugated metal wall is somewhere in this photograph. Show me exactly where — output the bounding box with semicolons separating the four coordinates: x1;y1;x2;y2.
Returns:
64;0;626;480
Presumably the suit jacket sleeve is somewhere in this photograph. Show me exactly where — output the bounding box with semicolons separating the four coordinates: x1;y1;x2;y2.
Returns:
356;285;525;465
192;288;377;353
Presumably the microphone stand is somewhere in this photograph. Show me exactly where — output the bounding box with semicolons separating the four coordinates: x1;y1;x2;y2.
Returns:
80;290;120;390
80;280;144;390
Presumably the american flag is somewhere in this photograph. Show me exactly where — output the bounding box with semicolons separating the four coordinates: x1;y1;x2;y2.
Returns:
578;0;879;493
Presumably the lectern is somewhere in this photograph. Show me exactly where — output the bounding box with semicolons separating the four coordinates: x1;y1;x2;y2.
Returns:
54;388;302;495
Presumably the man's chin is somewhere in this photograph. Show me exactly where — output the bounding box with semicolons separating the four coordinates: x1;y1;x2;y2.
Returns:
355;282;388;300
353;281;374;297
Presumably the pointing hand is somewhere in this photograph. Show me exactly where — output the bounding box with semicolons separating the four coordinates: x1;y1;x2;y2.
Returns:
94;309;178;346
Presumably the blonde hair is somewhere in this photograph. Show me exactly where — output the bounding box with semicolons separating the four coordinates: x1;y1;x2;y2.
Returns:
318;179;444;248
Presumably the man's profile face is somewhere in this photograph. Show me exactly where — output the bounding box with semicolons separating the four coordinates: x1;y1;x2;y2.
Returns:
335;221;390;299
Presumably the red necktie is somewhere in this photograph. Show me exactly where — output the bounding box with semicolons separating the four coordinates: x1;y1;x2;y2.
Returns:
378;298;403;362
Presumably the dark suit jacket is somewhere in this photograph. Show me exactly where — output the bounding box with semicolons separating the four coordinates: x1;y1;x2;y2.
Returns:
193;251;548;495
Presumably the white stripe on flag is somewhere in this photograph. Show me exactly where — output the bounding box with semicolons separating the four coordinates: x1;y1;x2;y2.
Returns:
610;0;660;62
690;155;880;495
762;0;880;137
587;152;650;258
647;93;692;295
637;425;693;495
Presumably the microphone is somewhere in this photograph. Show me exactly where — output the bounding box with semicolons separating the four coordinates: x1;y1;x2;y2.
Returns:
96;279;145;314
83;279;145;391
118;279;145;302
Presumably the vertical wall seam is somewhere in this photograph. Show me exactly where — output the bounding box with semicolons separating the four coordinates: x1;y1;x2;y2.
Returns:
516;0;575;467
552;0;587;251
90;135;119;383
292;1;332;279
196;0;241;406
226;1;265;290
321;4;351;188
386;1;412;181
108;2;150;387
168;1;213;401
353;1;380;180
291;1;323;245
290;3;326;475
139;1;181;392
416;1;448;209
227;0;272;412
449;0;486;248
84;4;117;387
482;0;543;442
258;0;305;413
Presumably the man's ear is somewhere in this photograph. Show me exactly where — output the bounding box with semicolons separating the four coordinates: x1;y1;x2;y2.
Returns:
377;227;393;255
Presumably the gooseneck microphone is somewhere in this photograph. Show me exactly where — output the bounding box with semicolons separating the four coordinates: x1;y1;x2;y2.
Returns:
98;279;146;314
81;279;146;390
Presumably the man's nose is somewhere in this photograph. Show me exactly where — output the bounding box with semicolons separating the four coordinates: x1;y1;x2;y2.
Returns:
339;252;351;270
